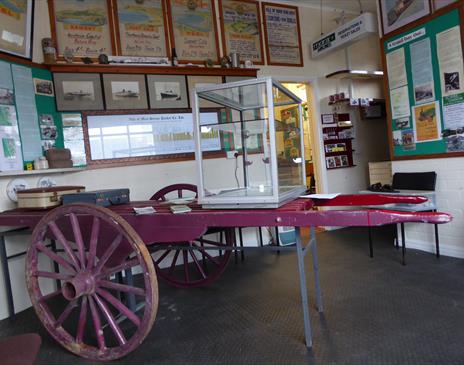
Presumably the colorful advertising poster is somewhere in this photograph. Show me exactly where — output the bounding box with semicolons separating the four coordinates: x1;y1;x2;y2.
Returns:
412;101;442;142
0;0;32;58
169;0;219;62
401;129;416;150
262;3;302;66
115;0;167;57
410;38;435;104
443;92;464;130
220;0;263;64
51;0;114;58
436;25;464;96
390;85;411;119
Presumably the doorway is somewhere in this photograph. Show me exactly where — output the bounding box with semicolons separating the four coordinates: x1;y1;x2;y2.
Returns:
282;82;318;193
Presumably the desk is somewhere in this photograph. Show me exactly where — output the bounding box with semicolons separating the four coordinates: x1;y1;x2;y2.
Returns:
360;190;439;264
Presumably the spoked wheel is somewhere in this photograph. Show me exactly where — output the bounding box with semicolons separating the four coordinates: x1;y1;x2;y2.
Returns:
26;204;158;361
151;231;233;288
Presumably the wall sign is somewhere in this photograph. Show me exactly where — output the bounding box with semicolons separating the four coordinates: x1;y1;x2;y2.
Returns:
311;12;377;59
261;2;303;66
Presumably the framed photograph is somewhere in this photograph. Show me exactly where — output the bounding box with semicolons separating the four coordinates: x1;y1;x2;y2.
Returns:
147;75;189;109
33;78;54;97
261;2;303;66
341;155;349;167
48;0;115;59
167;0;220;64
54;73;104;111
433;0;457;11
321;114;335;124
326;156;335;169
219;0;264;65
187;75;223;108
379;0;431;35
0;0;33;59
102;74;148;110
113;0;169;57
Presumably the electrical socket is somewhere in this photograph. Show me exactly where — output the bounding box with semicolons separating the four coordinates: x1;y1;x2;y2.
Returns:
227;150;238;159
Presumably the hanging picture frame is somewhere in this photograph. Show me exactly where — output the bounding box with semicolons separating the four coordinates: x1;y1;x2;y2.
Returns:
261;2;303;66
379;0;431;35
54;73;104;111
0;0;33;59
113;0;170;57
219;0;264;65
167;0;220;64
48;0;116;59
102;74;148;110
147;75;189;109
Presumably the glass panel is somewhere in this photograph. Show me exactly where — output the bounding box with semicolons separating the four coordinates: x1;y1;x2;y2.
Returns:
273;85;296;106
199;104;273;200
198;82;267;111
274;103;304;193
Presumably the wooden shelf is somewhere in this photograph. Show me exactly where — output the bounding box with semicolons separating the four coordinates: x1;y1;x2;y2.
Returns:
0;167;85;178
48;63;259;77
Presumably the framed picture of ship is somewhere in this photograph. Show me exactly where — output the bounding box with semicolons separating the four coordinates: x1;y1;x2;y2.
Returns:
53;73;104;111
147;75;189;109
379;0;430;35
103;74;148;110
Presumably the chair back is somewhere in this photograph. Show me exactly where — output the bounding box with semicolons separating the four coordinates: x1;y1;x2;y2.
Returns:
392;172;436;191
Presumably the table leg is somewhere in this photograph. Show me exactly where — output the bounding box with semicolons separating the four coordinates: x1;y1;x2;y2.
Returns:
400;223;406;265
124;269;136;312
433;210;440;258
0;235;14;317
238;228;245;262
368;227;373;258
295;227;313;348
309;227;323;312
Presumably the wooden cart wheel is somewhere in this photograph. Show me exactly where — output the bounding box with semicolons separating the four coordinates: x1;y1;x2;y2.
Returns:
151;184;232;288
26;204;158;361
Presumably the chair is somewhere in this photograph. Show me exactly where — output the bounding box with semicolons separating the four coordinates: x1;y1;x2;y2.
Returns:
368;171;438;265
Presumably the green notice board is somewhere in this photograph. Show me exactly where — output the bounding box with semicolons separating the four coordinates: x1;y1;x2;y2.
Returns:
383;8;464;159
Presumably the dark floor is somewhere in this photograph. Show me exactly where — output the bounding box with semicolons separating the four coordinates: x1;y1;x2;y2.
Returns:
2;226;464;365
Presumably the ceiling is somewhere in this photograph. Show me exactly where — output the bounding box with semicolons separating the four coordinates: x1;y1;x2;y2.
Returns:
274;0;378;14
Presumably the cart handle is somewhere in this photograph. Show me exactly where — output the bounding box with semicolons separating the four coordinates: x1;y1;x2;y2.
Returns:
311;194;428;207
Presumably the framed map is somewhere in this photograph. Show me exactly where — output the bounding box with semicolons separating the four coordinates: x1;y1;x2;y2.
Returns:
113;0;169;57
167;0;220;64
48;0;116;59
261;2;303;66
219;0;264;65
0;0;33;59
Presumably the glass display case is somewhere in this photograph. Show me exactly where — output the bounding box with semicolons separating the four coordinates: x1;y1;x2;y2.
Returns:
193;77;306;208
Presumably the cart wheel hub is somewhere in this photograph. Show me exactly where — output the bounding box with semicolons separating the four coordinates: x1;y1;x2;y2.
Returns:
62;272;95;300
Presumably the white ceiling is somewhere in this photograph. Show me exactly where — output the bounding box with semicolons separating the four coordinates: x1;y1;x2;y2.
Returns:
273;0;378;14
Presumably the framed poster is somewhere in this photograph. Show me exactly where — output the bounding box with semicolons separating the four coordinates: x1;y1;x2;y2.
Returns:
113;0;169;57
147;75;189;109
219;0;264;65
54;73;104;111
187;75;222;108
433;0;458;10
102;74;148;110
0;0;33;59
261;2;303;66
167;0;220;64
48;0;116;59
379;0;430;35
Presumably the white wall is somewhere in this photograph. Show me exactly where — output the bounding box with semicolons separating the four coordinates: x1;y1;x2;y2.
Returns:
392;158;464;258
0;1;385;319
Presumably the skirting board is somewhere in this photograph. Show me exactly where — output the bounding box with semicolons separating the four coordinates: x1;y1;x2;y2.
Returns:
397;237;464;259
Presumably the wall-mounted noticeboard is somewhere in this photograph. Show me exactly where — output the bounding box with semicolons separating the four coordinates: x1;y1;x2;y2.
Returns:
382;4;464;160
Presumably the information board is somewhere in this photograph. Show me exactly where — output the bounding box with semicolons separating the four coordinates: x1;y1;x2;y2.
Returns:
383;7;464;159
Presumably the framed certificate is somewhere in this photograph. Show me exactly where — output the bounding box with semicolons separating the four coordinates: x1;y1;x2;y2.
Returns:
167;0;220;64
219;0;264;65
0;0;33;59
113;0;169;57
48;0;116;59
261;2;303;66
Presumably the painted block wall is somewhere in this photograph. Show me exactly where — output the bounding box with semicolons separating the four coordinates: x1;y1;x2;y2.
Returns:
392;159;464;258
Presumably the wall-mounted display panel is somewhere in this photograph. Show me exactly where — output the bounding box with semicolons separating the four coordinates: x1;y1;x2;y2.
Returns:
113;0;169;57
